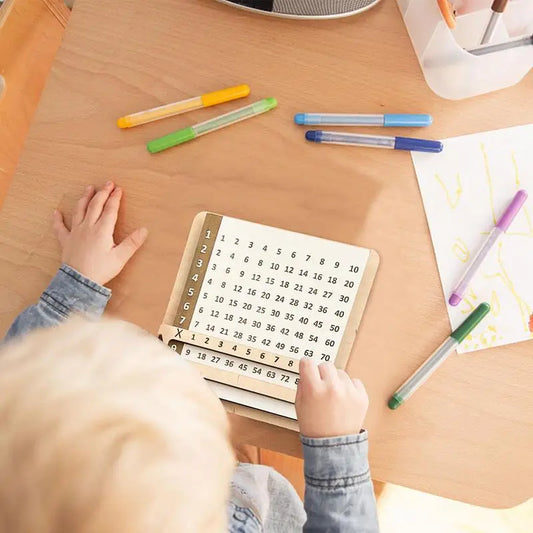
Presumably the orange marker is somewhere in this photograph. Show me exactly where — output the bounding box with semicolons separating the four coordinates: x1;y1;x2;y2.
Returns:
117;84;250;128
437;0;457;29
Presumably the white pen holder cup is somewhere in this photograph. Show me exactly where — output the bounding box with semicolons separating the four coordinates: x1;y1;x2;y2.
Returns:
396;0;533;100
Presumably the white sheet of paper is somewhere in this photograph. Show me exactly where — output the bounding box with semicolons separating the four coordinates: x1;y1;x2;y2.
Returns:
412;124;533;354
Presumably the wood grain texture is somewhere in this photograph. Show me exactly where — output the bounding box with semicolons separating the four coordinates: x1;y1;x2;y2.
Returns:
41;0;70;27
0;0;531;507
0;0;68;205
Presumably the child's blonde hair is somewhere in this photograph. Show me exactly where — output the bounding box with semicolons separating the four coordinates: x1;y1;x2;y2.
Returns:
0;318;235;533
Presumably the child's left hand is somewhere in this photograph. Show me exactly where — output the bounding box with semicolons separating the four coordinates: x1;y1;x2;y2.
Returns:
53;182;148;286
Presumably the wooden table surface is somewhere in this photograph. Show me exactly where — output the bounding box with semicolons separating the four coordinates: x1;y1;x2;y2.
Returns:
0;0;531;508
0;0;69;203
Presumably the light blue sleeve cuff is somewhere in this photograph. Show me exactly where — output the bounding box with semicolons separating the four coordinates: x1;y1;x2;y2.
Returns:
301;430;370;488
4;265;112;341
42;264;111;318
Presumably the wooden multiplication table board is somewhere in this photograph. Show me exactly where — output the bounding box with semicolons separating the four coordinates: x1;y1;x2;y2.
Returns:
159;213;379;429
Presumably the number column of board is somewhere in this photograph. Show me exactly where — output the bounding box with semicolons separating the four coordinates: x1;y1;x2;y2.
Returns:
173;213;222;329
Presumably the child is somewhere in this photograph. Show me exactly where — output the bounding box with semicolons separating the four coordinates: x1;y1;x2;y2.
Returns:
1;182;379;532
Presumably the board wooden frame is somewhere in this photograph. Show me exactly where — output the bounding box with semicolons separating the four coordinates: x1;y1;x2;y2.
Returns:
161;212;379;430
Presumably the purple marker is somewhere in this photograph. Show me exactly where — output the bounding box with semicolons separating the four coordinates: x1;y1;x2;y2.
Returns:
449;190;528;307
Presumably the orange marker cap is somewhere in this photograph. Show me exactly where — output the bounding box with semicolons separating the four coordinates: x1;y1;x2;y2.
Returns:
201;84;250;107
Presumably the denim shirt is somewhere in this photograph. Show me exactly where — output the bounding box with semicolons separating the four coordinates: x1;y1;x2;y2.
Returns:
4;265;380;533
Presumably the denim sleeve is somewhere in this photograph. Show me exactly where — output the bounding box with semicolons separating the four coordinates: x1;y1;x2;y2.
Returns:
301;430;379;533
4;265;111;341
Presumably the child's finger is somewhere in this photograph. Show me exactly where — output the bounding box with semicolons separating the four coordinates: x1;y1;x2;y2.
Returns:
298;358;321;390
318;362;339;384
99;187;122;233
352;378;367;396
72;185;95;225
338;369;353;388
114;227;148;265
352;377;364;389
85;181;115;224
52;209;69;245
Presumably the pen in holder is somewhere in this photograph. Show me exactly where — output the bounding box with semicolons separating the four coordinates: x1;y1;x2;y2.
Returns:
396;0;533;99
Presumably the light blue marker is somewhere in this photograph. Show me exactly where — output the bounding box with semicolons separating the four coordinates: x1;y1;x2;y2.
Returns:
294;113;432;127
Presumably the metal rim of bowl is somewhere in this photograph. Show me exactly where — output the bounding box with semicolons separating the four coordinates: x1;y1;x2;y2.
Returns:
214;0;382;20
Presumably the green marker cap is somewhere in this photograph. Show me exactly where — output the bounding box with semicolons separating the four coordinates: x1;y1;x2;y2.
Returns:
253;97;277;112
147;126;196;153
450;302;491;344
388;393;403;410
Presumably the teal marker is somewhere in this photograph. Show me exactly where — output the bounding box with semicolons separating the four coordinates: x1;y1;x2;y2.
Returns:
388;303;491;410
147;97;277;153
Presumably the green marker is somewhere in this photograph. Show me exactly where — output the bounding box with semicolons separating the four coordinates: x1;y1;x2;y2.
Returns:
147;97;277;153
388;303;490;410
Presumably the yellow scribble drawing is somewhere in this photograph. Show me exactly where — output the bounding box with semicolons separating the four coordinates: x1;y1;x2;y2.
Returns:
488;325;498;344
512;152;521;188
438;140;533;353
480;332;488;346
490;291;500;317
462;323;499;350
482;151;532;236
480;325;497;347
460;287;478;314
484;241;532;334
481;143;497;225
452;237;470;263
435;172;463;209
508;152;533;237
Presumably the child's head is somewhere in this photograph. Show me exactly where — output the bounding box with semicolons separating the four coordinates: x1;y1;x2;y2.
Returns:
0;318;235;533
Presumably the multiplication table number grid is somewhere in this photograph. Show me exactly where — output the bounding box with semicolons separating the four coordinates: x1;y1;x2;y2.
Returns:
191;217;368;365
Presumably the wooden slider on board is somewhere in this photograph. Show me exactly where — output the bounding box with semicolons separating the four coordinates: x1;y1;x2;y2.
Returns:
159;323;299;372
190;361;297;403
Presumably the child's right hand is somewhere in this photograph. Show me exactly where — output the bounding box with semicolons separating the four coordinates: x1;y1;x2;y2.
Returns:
295;358;369;438
52;182;148;286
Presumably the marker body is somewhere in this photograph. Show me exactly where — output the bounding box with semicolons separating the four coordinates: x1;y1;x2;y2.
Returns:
481;11;502;45
449;227;501;306
294;113;432;127
388;337;457;409
117;84;250;128
481;0;509;45
469;34;533;56
147;98;277;153
305;131;442;153
388;303;490;409
449;190;528;306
